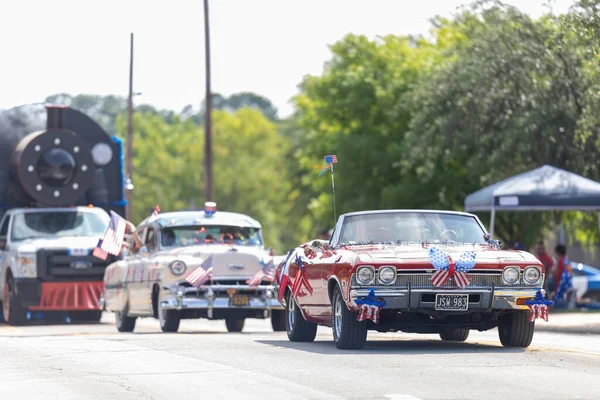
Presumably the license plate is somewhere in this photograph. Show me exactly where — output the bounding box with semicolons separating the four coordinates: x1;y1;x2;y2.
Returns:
435;294;469;311
230;294;249;306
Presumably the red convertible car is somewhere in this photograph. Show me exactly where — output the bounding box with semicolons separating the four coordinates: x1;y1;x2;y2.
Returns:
274;210;546;349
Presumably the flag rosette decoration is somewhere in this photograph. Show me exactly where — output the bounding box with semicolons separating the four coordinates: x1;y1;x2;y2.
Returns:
525;289;553;322
428;247;477;288
355;290;386;324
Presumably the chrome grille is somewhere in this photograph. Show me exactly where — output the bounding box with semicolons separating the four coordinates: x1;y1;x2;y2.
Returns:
352;271;529;289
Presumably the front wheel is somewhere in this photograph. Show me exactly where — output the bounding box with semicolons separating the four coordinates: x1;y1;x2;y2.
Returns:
332;286;367;349
286;292;317;342
158;293;180;333
498;311;535;348
2;281;28;326
270;310;286;332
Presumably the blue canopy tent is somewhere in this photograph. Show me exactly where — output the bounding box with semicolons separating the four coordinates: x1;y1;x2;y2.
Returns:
464;165;600;236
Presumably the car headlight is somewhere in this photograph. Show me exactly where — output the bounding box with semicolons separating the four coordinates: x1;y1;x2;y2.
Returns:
356;266;375;285
378;266;396;285
502;266;520;285
523;266;541;285
16;253;37;278
169;260;187;276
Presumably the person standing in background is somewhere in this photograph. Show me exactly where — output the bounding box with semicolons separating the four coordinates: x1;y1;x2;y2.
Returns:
535;240;555;299
553;244;574;307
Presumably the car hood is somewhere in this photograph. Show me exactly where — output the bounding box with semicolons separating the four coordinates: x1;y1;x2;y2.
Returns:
343;243;540;269
11;236;102;252
162;244;271;278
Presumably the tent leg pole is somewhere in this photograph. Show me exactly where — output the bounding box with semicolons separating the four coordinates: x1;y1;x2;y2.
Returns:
490;208;496;237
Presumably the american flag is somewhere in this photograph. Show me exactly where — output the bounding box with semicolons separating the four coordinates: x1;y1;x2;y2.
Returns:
93;211;126;260
324;154;338;164
186;256;214;288
247;259;275;286
291;255;313;298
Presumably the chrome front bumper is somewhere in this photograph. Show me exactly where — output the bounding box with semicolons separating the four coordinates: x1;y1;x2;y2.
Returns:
349;287;545;311
160;283;284;319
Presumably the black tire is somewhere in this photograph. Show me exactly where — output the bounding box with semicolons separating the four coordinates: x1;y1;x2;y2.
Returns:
69;311;103;323
225;318;245;332
115;309;136;332
439;327;469;342
331;286;367;349
271;310;286;332
2;280;28;326
286;291;317;342
498;311;535;348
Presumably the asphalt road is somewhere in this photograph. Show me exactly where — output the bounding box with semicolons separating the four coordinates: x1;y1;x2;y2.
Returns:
1;314;599;400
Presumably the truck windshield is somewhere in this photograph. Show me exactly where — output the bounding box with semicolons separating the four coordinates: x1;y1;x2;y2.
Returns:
11;211;110;241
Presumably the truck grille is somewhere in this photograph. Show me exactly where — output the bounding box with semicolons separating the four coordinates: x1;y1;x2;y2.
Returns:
352;271;529;289
37;249;116;281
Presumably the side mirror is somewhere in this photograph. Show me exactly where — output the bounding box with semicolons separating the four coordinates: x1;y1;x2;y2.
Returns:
0;238;5;250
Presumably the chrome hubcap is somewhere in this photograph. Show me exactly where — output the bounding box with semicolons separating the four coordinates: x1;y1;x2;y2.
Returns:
334;295;343;338
158;294;167;326
287;296;296;330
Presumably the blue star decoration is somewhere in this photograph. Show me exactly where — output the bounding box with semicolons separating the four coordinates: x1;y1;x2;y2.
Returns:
354;289;386;308
525;289;554;307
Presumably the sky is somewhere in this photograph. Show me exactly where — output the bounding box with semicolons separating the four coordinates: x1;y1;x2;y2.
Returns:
0;0;575;118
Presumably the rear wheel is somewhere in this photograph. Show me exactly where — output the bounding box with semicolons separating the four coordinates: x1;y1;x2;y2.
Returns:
439;327;469;342
331;286;367;349
2;279;28;326
270;310;286;332
115;309;136;332
225;318;245;332
498;311;535;348
286;291;317;342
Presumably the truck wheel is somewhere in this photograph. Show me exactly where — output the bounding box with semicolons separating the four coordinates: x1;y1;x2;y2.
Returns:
498;311;535;348
270;310;286;332
158;296;180;333
286;291;317;342
2;280;28;326
225;318;245;332
69;311;103;323
439;327;469;342
332;286;367;349
115;308;136;332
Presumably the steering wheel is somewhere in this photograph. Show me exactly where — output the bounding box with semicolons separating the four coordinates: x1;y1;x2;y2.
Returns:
439;229;459;241
367;227;391;242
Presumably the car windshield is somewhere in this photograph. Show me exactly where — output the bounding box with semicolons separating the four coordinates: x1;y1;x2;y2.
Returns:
160;225;263;248
338;212;487;245
11;211;110;241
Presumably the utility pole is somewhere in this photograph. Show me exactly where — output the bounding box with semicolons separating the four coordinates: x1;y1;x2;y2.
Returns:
203;0;214;202
125;32;134;220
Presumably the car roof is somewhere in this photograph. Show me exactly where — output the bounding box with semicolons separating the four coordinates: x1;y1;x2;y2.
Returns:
340;209;479;218
140;210;262;229
9;206;108;215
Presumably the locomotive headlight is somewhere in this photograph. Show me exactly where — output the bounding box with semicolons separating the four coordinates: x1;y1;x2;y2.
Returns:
91;143;113;166
378;266;396;285
169;260;187;276
502;266;520;285
523;266;542;285
356;266;375;285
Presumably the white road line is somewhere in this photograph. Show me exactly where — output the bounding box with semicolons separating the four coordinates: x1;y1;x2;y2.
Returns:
384;395;423;400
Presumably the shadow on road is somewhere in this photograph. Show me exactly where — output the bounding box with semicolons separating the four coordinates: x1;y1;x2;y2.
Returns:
255;338;527;355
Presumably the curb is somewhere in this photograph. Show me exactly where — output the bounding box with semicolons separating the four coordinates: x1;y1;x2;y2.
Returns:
535;325;600;335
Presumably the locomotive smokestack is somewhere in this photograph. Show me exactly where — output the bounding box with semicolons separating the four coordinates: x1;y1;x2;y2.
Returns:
46;105;68;130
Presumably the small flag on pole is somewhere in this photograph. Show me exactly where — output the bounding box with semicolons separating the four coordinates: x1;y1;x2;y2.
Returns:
324;155;338;164
92;211;127;260
186;256;214;287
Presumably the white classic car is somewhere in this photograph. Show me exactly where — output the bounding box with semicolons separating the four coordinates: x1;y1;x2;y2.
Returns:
101;203;284;333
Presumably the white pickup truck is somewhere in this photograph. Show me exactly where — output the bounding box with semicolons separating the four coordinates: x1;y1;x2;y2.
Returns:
0;206;112;325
